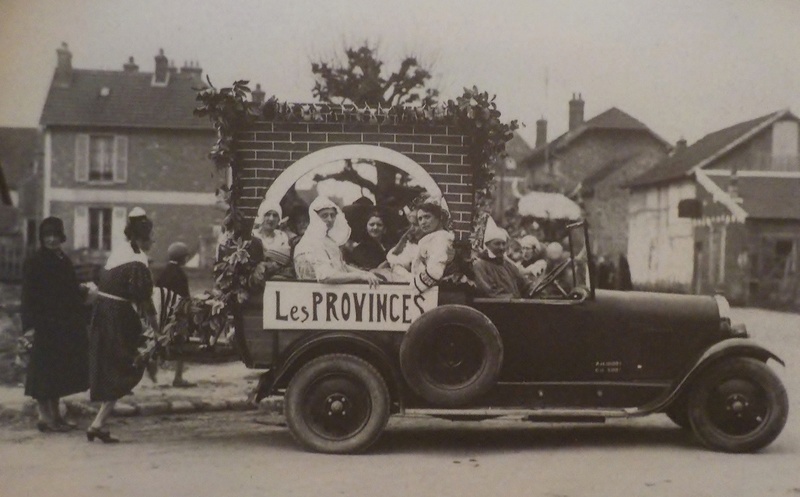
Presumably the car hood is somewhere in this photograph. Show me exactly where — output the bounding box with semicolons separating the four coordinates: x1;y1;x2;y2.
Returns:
593;289;720;330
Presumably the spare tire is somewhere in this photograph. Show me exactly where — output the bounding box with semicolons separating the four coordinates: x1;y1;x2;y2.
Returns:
400;305;503;407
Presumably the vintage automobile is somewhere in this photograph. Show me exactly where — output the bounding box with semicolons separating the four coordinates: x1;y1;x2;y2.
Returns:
234;221;788;454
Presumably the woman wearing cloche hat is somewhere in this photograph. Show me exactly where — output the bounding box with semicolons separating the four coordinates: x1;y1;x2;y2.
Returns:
21;217;94;433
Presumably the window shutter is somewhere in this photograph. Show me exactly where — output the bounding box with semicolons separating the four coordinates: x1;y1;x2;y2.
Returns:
75;134;90;182
111;206;128;250
113;135;128;183
73;206;89;249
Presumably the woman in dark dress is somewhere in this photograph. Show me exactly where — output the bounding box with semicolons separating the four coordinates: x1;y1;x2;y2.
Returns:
347;210;389;270
22;217;91;432
87;208;156;443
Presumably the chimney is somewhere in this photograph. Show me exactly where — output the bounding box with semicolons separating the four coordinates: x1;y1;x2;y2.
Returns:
54;42;73;88
252;83;266;104
568;93;585;131
153;48;169;85
168;60;178;75
535;117;548;147
123;56;138;73
676;138;687;152
179;60;203;79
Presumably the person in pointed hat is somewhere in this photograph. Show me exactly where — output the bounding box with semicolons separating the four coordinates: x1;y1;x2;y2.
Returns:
472;216;532;299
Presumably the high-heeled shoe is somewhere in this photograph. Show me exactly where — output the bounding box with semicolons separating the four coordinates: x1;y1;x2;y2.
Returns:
86;427;120;444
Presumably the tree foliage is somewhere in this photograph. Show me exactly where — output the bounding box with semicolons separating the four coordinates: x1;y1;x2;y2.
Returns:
312;44;438;107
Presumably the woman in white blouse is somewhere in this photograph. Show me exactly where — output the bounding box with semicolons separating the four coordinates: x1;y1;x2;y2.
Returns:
293;196;381;287
410;196;454;294
252;200;293;279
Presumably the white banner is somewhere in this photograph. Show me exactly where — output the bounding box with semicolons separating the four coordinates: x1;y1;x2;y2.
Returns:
263;281;439;331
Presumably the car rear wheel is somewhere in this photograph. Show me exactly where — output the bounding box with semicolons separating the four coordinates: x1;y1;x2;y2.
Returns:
285;354;390;454
400;305;503;407
688;357;788;453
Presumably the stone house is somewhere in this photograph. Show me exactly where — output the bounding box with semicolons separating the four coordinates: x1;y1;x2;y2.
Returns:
21;43;222;266
627;109;800;310
519;95;670;256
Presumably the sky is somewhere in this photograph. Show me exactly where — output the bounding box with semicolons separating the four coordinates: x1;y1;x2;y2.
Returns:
2;0;800;145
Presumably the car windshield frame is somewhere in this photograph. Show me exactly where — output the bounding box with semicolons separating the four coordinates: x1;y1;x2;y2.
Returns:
565;220;596;300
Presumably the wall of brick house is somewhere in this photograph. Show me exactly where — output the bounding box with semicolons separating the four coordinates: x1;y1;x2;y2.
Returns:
50;200;222;265
233;121;474;240
49;128;220;192
585;147;668;258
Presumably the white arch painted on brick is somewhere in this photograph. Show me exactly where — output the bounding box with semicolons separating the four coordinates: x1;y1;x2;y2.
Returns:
261;144;445;207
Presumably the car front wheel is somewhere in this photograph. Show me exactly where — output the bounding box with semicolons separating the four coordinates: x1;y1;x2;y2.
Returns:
285;354;390;454
688;357;788;453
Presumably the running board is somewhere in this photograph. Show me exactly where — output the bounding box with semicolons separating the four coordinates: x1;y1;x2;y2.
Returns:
404;407;642;422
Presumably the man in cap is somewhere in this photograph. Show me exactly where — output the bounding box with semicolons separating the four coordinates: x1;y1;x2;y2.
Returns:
472;217;532;299
156;241;194;387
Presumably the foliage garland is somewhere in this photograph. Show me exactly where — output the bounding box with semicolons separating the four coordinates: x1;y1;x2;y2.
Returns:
179;80;518;345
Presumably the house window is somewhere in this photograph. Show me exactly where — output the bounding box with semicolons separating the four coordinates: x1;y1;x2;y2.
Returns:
75;134;128;183
89;135;114;181
88;207;112;250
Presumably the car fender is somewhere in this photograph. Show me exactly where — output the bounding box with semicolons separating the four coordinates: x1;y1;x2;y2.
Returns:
256;332;404;408
654;338;784;412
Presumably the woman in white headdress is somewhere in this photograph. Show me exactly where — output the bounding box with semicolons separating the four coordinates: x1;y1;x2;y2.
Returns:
410;196;454;294
252;199;293;279
293;196;381;287
516;234;547;281
87;207;156;443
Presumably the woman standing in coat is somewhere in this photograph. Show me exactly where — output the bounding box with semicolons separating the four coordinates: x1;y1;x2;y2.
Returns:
87;207;156;443
22;217;91;432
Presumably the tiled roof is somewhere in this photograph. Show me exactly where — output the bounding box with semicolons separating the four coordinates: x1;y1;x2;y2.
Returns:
522;107;669;166
628;111;786;188
40;69;212;130
581;153;638;189
0;127;38;189
707;175;800;220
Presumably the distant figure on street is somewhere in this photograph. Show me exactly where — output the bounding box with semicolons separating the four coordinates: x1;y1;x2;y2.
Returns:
156;242;195;388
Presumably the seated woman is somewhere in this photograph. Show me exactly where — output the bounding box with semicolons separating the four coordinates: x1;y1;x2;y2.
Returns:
410;196;454;294
251;201;293;280
293;196;381;287
347;209;389;270
517;235;547;281
386;206;421;283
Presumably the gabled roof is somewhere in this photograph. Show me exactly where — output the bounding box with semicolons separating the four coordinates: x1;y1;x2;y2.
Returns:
40;69;212;130
628;110;791;188
706;174;800;221
504;132;533;162
522;107;670;166
0;127;38;189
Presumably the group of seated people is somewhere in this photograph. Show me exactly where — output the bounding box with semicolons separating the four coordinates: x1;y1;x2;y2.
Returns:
473;217;577;299
250;194;454;295
250;192;576;299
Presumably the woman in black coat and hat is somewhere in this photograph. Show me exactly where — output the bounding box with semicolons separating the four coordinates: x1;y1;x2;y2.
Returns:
22;217;92;432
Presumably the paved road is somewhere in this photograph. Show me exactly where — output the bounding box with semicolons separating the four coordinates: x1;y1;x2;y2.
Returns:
1;307;798;497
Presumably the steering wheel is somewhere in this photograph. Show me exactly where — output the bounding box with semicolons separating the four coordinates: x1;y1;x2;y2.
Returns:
528;258;572;298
